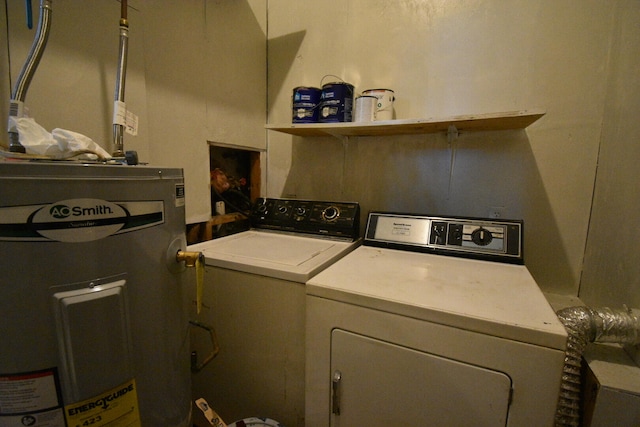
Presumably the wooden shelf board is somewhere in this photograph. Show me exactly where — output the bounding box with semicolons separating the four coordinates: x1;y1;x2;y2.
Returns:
266;109;545;137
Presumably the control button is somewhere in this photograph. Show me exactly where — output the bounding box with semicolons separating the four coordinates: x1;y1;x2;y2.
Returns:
447;224;464;246
295;207;306;216
277;205;288;214
430;222;448;245
471;227;493;246
322;206;340;221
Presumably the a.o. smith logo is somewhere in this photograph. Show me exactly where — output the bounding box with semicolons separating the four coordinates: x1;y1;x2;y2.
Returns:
0;198;165;243
32;198;127;242
49;203;115;219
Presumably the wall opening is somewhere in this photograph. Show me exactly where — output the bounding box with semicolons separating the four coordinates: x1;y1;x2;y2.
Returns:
186;144;261;244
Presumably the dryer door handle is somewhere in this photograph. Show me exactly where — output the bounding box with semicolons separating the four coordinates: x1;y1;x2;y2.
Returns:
332;370;342;415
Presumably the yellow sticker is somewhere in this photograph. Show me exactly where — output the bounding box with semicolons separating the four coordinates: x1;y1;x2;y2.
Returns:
64;379;141;427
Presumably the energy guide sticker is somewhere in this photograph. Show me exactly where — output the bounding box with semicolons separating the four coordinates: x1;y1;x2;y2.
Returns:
64;379;141;427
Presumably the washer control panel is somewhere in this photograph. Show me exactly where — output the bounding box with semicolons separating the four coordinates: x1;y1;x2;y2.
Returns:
364;212;523;264
250;198;360;240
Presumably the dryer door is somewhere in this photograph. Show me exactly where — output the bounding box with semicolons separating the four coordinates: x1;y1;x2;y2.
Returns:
330;329;512;426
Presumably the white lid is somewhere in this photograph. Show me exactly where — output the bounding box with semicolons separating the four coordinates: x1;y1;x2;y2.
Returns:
228;417;283;427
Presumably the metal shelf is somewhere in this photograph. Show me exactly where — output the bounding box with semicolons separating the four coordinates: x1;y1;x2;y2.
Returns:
265;109;545;138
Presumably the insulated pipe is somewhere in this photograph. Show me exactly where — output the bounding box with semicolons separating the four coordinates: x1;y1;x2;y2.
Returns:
7;0;52;153
112;0;129;157
554;306;640;427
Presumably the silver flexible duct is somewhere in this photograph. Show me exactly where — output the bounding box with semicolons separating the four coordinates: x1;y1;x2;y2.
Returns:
555;306;640;427
7;0;53;153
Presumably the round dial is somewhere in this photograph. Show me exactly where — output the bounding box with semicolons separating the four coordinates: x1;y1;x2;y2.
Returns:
295;207;306;216
277;205;288;214
322;206;340;221
471;227;493;246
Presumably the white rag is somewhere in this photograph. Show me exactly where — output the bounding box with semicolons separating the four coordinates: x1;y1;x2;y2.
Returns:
9;116;112;160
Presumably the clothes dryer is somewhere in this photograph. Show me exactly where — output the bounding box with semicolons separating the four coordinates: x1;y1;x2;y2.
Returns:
187;198;360;427
305;212;567;426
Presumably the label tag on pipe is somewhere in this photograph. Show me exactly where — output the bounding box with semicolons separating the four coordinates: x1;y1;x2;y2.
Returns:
125;110;139;136
113;101;139;136
113;100;127;126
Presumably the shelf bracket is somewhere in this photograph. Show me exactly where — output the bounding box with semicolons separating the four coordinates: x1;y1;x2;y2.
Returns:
446;125;458;199
340;136;349;199
447;125;459;144
325;129;349;143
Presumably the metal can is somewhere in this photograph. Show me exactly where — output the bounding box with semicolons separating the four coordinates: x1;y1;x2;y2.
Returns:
362;88;395;120
292;86;322;123
319;82;355;123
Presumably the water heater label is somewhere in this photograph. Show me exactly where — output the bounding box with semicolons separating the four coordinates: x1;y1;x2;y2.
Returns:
175;184;185;207
0;368;66;426
64;379;141;427
0;199;165;243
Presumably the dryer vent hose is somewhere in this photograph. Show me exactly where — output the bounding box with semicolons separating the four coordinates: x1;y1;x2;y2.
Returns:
554;306;640;427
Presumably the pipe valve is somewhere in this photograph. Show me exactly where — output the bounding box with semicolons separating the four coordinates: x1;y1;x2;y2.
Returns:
176;250;204;267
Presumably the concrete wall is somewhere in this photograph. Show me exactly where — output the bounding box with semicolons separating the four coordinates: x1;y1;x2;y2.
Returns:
265;0;635;296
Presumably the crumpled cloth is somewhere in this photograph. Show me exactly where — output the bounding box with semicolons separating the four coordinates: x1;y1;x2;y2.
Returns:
9;116;111;160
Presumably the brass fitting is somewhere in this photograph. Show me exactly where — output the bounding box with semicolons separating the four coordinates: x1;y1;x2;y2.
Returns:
176;250;204;267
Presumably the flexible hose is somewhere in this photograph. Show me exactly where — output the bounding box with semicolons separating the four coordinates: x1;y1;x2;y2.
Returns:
8;0;52;153
554;306;640;427
112;0;129;157
10;0;51;102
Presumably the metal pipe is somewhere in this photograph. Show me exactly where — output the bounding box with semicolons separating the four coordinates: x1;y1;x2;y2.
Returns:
554;306;640;427
112;0;129;157
7;0;52;153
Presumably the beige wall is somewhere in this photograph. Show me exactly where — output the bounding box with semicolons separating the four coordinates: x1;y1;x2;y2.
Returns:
266;0;635;297
3;1;639;303
3;0;148;156
580;3;640;309
1;0;266;223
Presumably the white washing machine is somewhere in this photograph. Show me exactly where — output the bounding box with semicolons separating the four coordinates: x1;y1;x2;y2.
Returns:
305;212;568;427
187;198;360;427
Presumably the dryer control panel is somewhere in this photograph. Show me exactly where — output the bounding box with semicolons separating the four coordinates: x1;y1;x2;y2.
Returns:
364;212;523;264
250;198;360;241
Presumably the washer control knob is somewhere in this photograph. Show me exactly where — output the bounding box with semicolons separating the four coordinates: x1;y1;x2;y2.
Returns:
322;206;340;221
277;205;288;214
295;207;306;216
471;227;493;246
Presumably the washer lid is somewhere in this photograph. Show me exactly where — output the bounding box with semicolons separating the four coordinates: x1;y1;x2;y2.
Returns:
188;230;360;282
307;246;567;350
228;418;283;427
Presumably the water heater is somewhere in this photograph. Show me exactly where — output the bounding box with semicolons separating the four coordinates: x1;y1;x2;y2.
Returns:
0;161;192;426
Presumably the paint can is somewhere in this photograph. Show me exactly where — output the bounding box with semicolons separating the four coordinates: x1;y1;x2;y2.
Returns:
362;88;395;120
292;86;322;123
319;82;354;123
354;95;377;122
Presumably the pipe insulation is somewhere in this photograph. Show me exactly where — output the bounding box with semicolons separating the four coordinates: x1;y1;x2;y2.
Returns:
554;306;640;427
